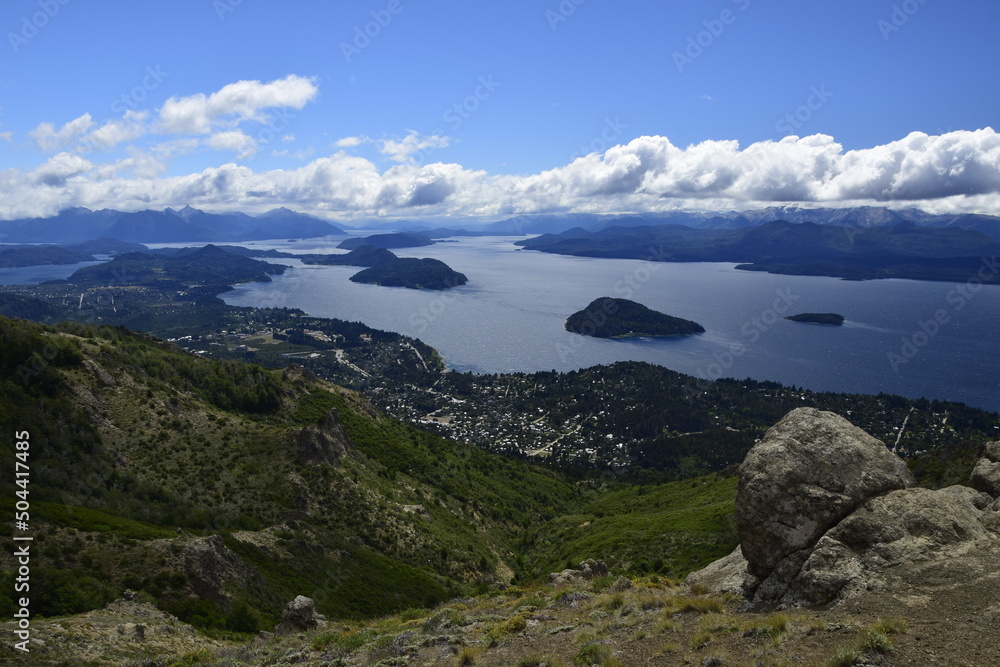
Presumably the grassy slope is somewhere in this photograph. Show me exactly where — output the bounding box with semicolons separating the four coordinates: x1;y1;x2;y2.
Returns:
523;474;739;580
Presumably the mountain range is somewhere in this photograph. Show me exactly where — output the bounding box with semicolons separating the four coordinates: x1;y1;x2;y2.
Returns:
0;206;346;244
483;206;1000;239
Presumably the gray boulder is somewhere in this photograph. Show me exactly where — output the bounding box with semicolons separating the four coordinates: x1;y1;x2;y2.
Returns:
276;595;327;634
971;441;1000;498
737;408;914;579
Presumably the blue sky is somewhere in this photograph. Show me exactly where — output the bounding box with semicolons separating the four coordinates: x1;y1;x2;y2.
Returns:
1;0;998;221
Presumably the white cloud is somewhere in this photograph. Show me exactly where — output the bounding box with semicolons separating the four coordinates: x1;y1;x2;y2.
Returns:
335;136;366;148
2;129;1000;221
158;74;318;135
85;111;149;151
282;134;295;143
271;147;315;160
206;130;257;159
29;114;96;152
379;131;450;163
0;132;12;143
89;148;167;180
29;152;92;186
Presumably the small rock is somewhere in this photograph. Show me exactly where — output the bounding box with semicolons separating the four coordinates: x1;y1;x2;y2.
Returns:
610;576;634;592
116;623;145;641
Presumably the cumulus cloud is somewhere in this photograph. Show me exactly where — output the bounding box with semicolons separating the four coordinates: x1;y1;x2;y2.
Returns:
379;131;451;163
30;114;96;152
30;152;93;186
158;74;318;135
206;130;257;159
0;132;12;143
85;111;149;151
2;129;1000;220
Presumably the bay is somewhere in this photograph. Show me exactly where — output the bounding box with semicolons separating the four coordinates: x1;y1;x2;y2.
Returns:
221;236;1000;413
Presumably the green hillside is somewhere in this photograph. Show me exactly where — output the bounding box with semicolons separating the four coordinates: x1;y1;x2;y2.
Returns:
0;317;579;631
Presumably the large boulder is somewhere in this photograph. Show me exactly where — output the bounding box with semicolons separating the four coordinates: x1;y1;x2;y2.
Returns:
276;596;327;634
737;408;914;579
971;441;1000;498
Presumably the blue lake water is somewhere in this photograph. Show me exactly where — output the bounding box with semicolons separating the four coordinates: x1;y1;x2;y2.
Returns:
221;236;1000;414
0;261;104;285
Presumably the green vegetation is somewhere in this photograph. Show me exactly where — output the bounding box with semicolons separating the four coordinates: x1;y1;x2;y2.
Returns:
827;618;908;666
523;474;738;579
565;297;705;338
0;317;576;630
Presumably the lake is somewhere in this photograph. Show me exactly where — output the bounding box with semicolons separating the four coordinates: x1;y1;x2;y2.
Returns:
221;236;1000;413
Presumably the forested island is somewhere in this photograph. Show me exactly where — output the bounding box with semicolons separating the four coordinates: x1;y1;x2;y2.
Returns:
785;313;845;326
350;256;468;289
565;297;705;338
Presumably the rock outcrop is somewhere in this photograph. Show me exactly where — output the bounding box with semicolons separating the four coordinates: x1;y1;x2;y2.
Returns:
548;559;609;586
688;408;1000;609
159;535;264;609
971;441;1000;497
296;408;351;465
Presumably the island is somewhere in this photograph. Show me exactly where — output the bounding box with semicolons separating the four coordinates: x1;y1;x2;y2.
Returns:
565;297;705;338
785;313;845;326
350;257;468;290
338;232;435;251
